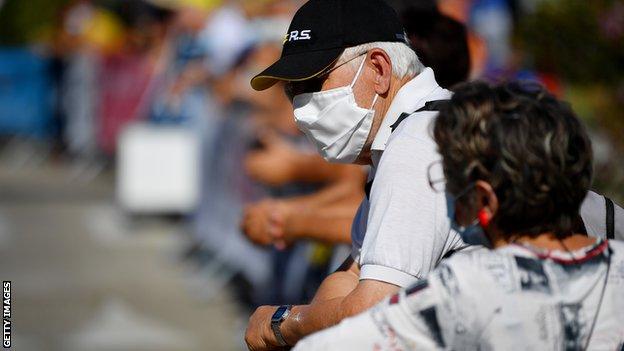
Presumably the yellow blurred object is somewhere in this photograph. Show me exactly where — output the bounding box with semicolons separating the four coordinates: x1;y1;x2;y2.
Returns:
146;0;222;11
179;0;221;10
83;9;125;53
309;244;332;267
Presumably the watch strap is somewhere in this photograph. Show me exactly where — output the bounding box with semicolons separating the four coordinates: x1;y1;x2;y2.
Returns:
271;305;292;346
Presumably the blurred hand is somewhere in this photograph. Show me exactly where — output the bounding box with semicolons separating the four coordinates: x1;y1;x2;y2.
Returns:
244;132;302;187
169;62;208;98
241;199;293;250
245;305;281;351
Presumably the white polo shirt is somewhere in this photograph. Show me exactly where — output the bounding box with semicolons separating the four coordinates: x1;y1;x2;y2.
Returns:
351;68;465;287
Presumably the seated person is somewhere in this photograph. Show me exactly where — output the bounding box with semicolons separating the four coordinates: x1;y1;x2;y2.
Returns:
293;81;624;350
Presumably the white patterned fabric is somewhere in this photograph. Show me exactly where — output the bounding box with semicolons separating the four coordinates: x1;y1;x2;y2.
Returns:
296;239;624;350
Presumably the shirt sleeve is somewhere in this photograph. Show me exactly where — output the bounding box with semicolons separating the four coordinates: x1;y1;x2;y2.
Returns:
359;119;453;287
349;197;369;261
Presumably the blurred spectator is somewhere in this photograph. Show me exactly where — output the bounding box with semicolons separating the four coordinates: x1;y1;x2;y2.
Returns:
183;3;274;306
469;0;513;71
58;0;175;155
401;3;471;89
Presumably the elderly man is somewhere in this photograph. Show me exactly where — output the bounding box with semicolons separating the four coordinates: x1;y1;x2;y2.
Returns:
243;0;624;350
244;0;463;349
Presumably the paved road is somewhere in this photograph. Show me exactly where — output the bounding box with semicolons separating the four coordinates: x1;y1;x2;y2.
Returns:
0;162;246;351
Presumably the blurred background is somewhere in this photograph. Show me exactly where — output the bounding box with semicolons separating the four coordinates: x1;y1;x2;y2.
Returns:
0;0;622;350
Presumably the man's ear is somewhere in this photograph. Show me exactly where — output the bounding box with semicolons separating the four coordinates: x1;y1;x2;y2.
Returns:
475;180;498;220
368;49;392;96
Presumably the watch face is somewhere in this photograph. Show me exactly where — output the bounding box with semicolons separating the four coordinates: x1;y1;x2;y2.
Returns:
272;306;289;323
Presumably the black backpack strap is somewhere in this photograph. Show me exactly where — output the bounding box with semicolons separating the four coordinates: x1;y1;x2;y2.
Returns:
364;180;373;200
416;99;449;112
574;215;588;235
606;196;615;240
389;100;449;133
442;249;457;260
390;112;412;133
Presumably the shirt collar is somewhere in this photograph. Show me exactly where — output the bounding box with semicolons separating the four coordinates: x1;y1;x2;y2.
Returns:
370;67;443;152
505;239;610;265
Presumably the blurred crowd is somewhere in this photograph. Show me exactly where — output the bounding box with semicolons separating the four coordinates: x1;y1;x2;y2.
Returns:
0;0;623;312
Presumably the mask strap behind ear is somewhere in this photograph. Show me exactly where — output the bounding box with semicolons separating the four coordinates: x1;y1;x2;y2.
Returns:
350;56;367;89
369;94;379;110
350;55;379;110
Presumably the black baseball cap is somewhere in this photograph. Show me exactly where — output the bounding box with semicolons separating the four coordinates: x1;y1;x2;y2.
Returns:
250;0;407;91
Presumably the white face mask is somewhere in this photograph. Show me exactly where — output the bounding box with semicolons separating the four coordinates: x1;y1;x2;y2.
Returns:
292;57;379;163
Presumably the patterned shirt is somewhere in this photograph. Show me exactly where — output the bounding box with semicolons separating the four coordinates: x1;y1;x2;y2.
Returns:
295;239;624;350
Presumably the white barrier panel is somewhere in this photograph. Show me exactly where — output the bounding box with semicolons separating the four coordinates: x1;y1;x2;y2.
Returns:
117;122;201;214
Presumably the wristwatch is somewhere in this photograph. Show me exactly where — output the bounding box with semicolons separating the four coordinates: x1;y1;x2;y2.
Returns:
271;305;292;346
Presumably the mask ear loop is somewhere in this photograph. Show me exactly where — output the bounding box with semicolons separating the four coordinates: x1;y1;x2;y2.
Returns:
349;56;367;89
369;93;379;110
350;56;379;110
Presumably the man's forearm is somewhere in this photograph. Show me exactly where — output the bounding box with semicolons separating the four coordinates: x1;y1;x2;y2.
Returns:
278;260;400;346
290;155;363;184
282;298;345;345
281;270;359;344
284;200;360;244
283;176;364;212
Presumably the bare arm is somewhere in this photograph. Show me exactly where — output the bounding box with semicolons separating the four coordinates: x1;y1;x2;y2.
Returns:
275;168;365;245
284;258;400;344
282;165;365;209
245;257;401;350
242;169;365;247
244;131;365;186
290;155;363;184
281;197;361;245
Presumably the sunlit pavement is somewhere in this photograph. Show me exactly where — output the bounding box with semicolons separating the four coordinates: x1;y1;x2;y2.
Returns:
0;161;246;351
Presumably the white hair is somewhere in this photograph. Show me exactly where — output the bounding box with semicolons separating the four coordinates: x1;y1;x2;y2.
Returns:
337;42;424;79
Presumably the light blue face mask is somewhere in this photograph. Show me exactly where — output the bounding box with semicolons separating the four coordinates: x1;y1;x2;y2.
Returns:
446;192;492;248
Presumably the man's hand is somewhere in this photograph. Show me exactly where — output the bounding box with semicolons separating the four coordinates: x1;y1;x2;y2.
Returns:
241;199;294;249
244;132;302;187
244;305;281;351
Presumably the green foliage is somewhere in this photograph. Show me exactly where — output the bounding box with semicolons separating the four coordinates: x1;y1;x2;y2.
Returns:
519;1;624;202
519;0;624;86
0;0;72;45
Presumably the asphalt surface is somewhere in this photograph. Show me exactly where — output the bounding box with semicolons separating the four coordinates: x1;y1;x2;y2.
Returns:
0;160;247;351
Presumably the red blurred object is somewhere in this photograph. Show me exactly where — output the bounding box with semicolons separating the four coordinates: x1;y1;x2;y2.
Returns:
97;53;154;154
478;208;491;228
537;72;563;98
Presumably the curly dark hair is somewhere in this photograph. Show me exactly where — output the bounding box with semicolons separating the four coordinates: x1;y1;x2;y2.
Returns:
433;81;594;237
